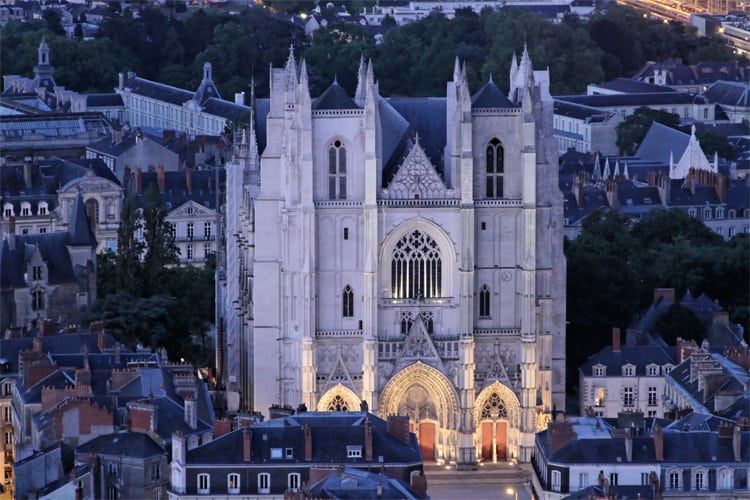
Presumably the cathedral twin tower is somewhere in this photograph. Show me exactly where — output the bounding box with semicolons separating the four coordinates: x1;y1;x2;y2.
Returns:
221;47;565;464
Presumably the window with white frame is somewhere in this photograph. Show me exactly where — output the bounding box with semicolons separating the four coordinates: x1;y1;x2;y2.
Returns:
204;222;211;239
623;365;635;376
391;230;442;299
718;468;733;489
647;365;659;376
728;227;735;238
258;473;270;494
610;472;618;486
3;406;11;423
39;227;46;234
668;470;680;490
717;207;724;219
186;244;193;261
20;203;31;217
551;470;561;492
578;472;588;489
688;208;697;218
197;473;210;494
623;387;635;407
3;204;12;217
594;365;605;377
108;463;118;476
648;387;657;406
694;470;706;490
38;202;48;215
288;473;301;492
641;472;650;485
227;473;240;494
703;207;712;220
347;445;362;458
187;222;194;239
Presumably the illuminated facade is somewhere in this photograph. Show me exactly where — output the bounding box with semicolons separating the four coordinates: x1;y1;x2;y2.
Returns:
222;48;566;465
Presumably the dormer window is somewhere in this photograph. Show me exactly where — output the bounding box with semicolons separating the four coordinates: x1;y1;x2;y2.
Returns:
594;365;606;377
716;207;724;219
20;202;31;217
38;202;48;215
647;365;659;376
2;204;12;217
703;207;711;220
688;208;697;218
346;445;362;458
623;365;635;377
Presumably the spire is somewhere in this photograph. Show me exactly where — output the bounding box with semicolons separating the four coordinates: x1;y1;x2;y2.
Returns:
366;59;374;87
355;54;367;105
285;45;297;89
592;153;602;181
68;192;96;247
614;160;621;178
453;56;461;82
299;59;309;89
623;161;630;180
488;73;494;84
603;157;611;179
460;61;468;86
713;151;718;172
38;37;49;66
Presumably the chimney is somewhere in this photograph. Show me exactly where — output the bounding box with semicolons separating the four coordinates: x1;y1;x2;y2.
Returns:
243;428;252;462
411;471;427;498
547;420;577;454
387;415;410;444
573;177;583;208
186;168;193;195
75;480;83;500
118;72;124;89
676;337;684;363
24;157;32;189
234;92;245;106
653;424;663;461
172;430;186;464
157;165;165;194
364;418;373;461
612;327;621;353
712;310;729;326
625;428;633;462
184;395;198;429
653;288;675;305
135;167;143;195
304;424;313;461
732;425;741;461
213;418;232;438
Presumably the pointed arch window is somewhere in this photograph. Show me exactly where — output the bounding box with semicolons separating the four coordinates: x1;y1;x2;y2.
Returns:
391;230;442;299
479;285;491;317
328;140;347;199
342;285;354;317
486;138;504;198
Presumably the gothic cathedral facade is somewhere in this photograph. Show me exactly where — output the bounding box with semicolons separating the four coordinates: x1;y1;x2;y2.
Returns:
222;47;566;464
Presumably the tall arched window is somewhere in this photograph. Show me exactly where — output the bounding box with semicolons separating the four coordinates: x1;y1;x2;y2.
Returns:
328;140;347;199
479;285;490;317
486;138;504;198
391;230;442;299
342;285;354;317
85;198;99;227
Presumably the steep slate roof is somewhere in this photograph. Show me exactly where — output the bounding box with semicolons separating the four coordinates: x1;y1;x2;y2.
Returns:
86;93;123;107
579;344;676;377
313;81;359;110
705;80;750;107
306;467;425;500
75;431;165;459
67;192;97;246
471;79;516;109
129;170;223;211
593;78;676;94
386;97;446;172
666;353;749;414
556;92;707;107
121;76;194;107
636;122;690;165
187;412;421;465
554;100;610;121
1;234;75;288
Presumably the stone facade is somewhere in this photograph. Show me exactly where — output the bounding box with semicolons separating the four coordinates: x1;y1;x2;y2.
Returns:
221;48;566;465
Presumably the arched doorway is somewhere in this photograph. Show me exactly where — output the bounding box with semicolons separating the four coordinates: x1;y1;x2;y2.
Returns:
379;361;459;462
317;384;361;412
474;381;521;462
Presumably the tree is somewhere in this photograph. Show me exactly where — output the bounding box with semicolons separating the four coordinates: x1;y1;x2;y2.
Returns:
654;304;706;344
115;195;145;296
695;130;737;161
141;183;179;296
42;9;65;36
73;23;84;41
616;106;681;155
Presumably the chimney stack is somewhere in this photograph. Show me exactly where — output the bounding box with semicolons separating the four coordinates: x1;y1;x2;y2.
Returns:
184;395;198;429
364;418;373;461
172;430;186;465
186;168;193;195
653;288;675;305
157;165;166;194
625;428;633;462
387;416;411;444
304;424;313;461
243;428;252;462
24;157;33;189
135;167;143;195
732;425;741;461
653;424;663;461
612;327;621;353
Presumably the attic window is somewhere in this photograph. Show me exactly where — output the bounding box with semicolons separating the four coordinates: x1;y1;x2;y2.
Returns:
187;206;194;215
285;448;294;459
594;366;605;377
346;446;362;458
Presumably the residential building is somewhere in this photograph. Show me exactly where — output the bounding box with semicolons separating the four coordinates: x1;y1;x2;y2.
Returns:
579;328;676;419
532;413;750;499
116;63;251;138
0;193;98;332
168;411;425;498
704;80;750;123
75;432;169;500
221;47;566;465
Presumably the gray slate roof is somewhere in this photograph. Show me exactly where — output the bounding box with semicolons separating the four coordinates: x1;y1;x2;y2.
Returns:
471;79;516;109
313;81;359;110
75;431;165;459
635;122;690;165
705;80;750;107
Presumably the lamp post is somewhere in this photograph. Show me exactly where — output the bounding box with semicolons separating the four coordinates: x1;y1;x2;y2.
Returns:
506;487;518;500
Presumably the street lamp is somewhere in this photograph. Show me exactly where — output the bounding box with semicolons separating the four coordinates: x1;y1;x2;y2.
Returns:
506;487;518;500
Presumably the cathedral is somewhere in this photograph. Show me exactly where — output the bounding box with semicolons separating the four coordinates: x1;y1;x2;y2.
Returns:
221;46;566;465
